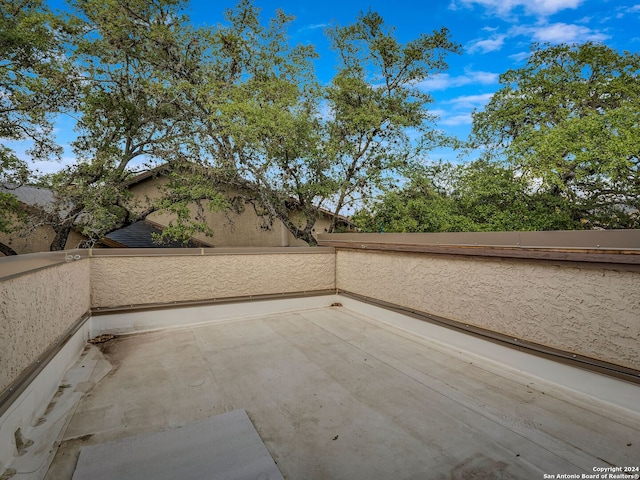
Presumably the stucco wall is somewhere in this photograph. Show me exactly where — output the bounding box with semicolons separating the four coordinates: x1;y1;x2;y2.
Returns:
336;250;640;371
0;216;88;256
0;260;91;393
148;206;289;247
129;177;330;247
90;252;336;308
0;228;88;255
0;223;56;256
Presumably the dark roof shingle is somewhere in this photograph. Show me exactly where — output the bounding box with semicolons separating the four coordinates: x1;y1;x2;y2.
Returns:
103;221;205;248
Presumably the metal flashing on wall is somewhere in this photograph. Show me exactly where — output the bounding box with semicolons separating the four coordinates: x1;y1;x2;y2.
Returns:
90;289;338;315
0;249;89;282
317;230;640;267
338;290;640;386
0;247;335;281
0;312;91;418
319;230;640;249
88;246;335;257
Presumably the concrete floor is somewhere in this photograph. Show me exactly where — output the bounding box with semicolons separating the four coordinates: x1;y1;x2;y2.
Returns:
45;305;640;480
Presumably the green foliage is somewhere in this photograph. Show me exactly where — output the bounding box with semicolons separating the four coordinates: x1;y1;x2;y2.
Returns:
323;13;460;230
364;42;640;235
0;190;25;234
353;174;473;233
471;42;640;228
0;0;76;249
6;1;640;255
138;3;461;245
44;0;228;248
354;160;578;233
2;1;459;249
152;167;229;244
0;0;76;163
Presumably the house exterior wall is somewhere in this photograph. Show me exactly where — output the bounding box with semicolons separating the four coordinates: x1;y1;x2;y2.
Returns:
90;250;336;308
0;259;90;394
0;223;54;255
0;225;87;255
65;229;88;249
127;174;170;200
0;175;341;254
128;176;332;247
148;207;292;247
0;219;88;256
335;249;640;371
285;212;333;246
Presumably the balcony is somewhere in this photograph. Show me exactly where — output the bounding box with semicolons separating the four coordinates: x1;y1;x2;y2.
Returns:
1;231;639;480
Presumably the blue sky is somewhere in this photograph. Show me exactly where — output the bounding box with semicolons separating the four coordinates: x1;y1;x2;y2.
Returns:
19;0;640;173
199;0;638;163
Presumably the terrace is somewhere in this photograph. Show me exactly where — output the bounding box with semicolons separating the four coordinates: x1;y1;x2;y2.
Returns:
1;231;639;480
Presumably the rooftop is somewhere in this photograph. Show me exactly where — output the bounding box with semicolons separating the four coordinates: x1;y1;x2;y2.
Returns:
43;300;640;480
1;231;639;479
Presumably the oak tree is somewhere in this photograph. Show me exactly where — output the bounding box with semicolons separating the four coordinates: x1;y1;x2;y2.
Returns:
45;0;226;249
0;0;76;254
470;42;640;228
353;160;574;233
151;3;460;244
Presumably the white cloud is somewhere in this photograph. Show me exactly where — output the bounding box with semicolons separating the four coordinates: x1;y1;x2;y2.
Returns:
513;22;609;43
430;108;448;117
2;136;77;176
440;114;473;126
455;0;584;17
418;70;498;91
446;93;494;109
468;34;507;53
434;93;494;127
616;4;640;18
419;74;452;91
470;71;499;83
297;23;328;34
509;51;530;62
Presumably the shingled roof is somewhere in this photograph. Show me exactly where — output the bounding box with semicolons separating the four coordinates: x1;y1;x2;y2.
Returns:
0;183;73;217
101;220;211;248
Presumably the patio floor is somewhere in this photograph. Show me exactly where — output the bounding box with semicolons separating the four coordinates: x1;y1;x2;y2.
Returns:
44;304;640;479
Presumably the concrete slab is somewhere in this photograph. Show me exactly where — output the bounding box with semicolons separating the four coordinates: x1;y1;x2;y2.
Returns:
44;304;640;480
72;410;283;480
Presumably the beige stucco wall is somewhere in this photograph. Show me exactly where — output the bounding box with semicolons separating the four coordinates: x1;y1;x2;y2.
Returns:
130;177;291;247
148;207;290;247
0;223;54;256
129;177;330;247
0;260;91;393
0;222;88;256
336;250;640;371
90;252;336;308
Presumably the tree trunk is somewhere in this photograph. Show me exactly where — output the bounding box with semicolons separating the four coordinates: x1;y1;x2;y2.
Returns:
49;206;85;251
50;225;72;251
300;230;317;246
0;242;18;256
